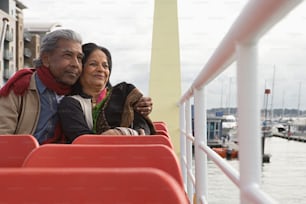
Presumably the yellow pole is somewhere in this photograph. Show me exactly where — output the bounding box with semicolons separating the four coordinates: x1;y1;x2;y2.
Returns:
149;0;181;155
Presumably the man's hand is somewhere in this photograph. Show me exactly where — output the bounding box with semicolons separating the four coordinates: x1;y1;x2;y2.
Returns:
134;96;153;116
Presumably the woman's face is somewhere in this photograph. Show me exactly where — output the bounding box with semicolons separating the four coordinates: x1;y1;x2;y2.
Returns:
80;49;110;91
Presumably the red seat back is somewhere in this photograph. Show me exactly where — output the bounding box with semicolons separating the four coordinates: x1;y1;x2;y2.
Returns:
23;144;184;188
0;167;188;203
153;121;169;132
0;134;39;167
72;134;174;149
155;129;170;137
153;121;170;137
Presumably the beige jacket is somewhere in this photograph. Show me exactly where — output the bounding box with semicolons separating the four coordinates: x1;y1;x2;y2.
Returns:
0;73;40;134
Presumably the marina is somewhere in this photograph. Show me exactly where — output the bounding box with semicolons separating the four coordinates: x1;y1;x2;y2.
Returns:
205;136;306;204
271;116;306;142
178;1;306;203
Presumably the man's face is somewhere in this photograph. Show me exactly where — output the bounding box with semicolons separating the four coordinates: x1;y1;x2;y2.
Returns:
43;39;83;86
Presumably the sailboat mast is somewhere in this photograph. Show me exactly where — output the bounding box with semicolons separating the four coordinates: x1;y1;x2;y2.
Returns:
297;81;301;117
227;77;232;115
270;65;275;120
281;90;285;118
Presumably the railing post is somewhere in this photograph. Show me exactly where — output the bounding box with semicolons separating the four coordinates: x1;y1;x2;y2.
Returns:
185;99;194;201
0;18;9;86
236;42;261;204
179;104;187;191
194;87;208;203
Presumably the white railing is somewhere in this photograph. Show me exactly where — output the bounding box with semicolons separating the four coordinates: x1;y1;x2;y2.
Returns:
0;17;9;86
179;0;303;204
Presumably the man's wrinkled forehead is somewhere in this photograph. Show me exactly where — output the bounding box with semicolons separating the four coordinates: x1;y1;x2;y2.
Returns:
55;43;84;58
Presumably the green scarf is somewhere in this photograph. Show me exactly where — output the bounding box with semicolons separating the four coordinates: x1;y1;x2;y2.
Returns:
92;89;110;133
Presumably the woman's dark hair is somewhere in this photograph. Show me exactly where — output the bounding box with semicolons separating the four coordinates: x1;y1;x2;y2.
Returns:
82;43;112;74
71;43;112;95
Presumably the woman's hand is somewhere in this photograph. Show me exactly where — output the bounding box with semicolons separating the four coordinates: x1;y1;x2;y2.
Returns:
101;127;142;135
101;129;121;135
134;96;153;116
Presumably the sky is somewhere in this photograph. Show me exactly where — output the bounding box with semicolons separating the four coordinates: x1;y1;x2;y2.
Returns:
21;0;306;110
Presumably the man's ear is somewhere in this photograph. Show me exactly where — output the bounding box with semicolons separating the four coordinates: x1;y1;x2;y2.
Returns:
41;52;50;67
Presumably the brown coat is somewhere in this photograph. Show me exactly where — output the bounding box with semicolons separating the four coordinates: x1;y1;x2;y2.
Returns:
0;73;40;134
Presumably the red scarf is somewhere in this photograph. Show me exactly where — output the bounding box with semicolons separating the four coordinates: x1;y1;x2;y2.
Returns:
0;68;34;96
0;66;71;96
96;88;107;104
37;66;71;95
42;122;66;144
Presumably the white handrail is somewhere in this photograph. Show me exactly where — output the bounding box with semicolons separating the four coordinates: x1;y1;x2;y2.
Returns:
0;17;9;86
179;0;303;203
0;18;9;50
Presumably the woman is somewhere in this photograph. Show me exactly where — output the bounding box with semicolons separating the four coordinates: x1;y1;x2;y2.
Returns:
58;43;155;143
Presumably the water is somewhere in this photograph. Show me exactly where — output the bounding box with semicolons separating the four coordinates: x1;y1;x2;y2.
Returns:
205;137;306;204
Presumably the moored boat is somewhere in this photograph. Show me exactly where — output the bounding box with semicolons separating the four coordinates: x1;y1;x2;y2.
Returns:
212;147;238;160
222;114;238;142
